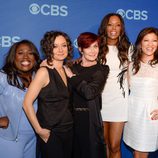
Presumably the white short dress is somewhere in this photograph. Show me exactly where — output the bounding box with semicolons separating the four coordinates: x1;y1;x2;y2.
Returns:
123;62;158;152
101;45;128;122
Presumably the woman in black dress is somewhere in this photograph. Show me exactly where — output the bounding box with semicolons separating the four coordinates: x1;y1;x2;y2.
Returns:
64;32;109;158
23;31;73;158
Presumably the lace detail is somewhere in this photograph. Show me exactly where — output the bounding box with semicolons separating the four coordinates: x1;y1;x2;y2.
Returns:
130;62;158;79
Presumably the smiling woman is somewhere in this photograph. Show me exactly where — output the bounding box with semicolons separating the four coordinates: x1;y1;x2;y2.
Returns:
98;13;131;158
64;32;109;158
123;27;158;158
0;40;41;158
23;31;74;158
14;44;37;72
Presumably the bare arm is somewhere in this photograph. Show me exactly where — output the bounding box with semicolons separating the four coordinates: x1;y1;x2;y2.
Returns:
23;67;50;142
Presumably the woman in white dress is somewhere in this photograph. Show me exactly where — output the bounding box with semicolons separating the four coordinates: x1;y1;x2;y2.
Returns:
123;27;158;158
98;13;131;158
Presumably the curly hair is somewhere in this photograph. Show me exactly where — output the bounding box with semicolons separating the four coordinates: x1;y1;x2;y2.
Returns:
132;27;158;74
40;31;73;66
1;40;41;90
98;13;130;66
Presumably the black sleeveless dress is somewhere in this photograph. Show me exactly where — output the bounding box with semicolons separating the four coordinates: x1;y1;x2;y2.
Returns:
37;67;73;158
37;67;73;131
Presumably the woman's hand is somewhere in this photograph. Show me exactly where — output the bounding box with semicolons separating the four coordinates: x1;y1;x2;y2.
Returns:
37;128;51;143
150;109;158;120
63;66;76;78
40;59;54;69
0;116;9;128
40;59;47;67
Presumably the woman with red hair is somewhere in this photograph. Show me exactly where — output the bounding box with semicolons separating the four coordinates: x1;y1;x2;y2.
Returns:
64;32;109;158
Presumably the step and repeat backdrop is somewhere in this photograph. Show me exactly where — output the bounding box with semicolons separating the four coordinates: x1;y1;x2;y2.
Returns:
0;1;158;157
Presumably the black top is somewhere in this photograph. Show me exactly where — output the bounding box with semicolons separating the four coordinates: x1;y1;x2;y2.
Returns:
69;63;109;158
37;67;73;132
70;63;109;108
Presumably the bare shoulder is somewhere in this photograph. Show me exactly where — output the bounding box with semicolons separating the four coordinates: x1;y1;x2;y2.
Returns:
36;67;49;76
33;67;50;86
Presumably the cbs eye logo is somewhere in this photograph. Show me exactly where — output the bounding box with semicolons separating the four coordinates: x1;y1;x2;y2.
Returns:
73;39;78;48
29;3;68;16
29;3;40;15
116;9;148;20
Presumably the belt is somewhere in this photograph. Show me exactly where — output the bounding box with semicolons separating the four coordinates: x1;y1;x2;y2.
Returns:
74;108;89;112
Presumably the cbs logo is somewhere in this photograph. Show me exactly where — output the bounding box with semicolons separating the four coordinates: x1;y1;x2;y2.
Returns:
0;36;20;48
73;39;78;48
116;9;148;20
29;3;68;16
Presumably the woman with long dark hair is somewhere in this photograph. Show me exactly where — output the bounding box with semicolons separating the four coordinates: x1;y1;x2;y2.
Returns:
123;27;158;158
98;13;131;158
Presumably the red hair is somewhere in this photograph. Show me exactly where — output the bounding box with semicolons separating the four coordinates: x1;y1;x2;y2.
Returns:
77;32;100;51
